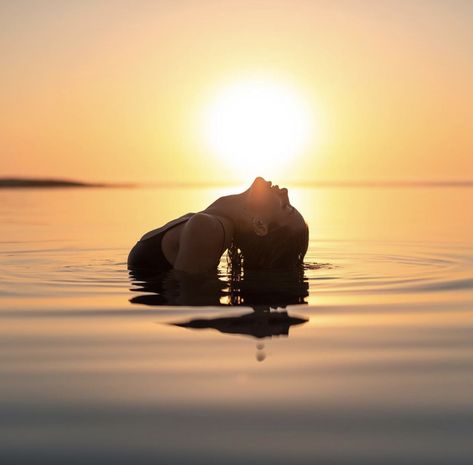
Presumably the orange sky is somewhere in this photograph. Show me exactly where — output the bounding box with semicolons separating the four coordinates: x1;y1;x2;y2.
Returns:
1;0;472;184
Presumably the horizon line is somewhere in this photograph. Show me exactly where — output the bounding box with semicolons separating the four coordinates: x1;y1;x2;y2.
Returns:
1;176;473;189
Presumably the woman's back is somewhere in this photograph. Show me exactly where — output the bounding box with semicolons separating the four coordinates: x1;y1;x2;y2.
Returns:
127;213;195;270
127;212;228;272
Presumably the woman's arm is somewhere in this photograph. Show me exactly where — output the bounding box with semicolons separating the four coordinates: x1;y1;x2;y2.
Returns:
173;213;225;274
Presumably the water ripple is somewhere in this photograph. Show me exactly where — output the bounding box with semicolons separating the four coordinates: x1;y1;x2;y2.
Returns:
1;240;472;305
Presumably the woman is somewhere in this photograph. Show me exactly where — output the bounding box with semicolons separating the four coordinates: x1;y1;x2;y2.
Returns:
127;176;309;274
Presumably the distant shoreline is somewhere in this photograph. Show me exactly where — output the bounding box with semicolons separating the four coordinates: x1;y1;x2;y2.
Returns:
0;178;135;189
1;177;472;189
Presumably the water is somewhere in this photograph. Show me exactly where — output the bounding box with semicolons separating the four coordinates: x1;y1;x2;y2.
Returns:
1;186;472;464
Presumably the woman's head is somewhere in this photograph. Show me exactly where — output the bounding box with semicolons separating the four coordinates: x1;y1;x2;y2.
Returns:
229;177;309;271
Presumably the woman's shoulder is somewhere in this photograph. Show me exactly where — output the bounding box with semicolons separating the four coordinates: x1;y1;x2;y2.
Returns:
173;212;226;273
182;212;223;237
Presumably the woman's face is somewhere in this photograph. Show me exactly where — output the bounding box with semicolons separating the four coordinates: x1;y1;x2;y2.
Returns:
247;177;305;231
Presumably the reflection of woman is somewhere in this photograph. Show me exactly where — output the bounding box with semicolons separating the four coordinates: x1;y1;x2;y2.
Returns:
129;267;309;307
127;177;309;274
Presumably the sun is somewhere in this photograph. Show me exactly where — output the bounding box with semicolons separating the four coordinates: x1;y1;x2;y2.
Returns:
200;77;315;179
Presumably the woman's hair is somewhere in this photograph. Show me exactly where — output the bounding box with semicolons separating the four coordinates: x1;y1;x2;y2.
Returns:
227;222;309;273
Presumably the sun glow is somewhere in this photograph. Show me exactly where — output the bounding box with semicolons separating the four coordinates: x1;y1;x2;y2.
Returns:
201;77;315;179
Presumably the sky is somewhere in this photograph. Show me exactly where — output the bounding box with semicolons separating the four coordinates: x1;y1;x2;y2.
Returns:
1;0;472;184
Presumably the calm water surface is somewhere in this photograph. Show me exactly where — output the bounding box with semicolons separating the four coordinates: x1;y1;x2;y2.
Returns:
1;186;472;464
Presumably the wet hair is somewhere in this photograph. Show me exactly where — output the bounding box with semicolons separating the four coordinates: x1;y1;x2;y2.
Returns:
227;221;309;273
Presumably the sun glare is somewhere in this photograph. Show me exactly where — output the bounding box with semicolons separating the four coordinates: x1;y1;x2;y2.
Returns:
201;77;315;179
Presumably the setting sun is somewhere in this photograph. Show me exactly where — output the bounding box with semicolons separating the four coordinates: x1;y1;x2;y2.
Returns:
200;77;315;178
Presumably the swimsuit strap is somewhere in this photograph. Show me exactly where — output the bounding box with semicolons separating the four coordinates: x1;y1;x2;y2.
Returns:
213;216;227;255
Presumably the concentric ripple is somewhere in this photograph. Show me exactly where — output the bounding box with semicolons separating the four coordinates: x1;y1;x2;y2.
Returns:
1;239;472;308
303;240;473;302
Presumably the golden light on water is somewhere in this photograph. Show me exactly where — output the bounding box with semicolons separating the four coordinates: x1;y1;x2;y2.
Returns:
200;77;315;179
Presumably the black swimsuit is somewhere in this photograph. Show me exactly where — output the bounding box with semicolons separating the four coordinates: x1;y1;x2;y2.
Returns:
127;213;227;271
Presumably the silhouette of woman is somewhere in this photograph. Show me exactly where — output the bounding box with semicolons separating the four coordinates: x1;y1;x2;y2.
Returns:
127;176;309;274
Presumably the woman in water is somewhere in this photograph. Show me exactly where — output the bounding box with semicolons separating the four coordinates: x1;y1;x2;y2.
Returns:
127;177;309;274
